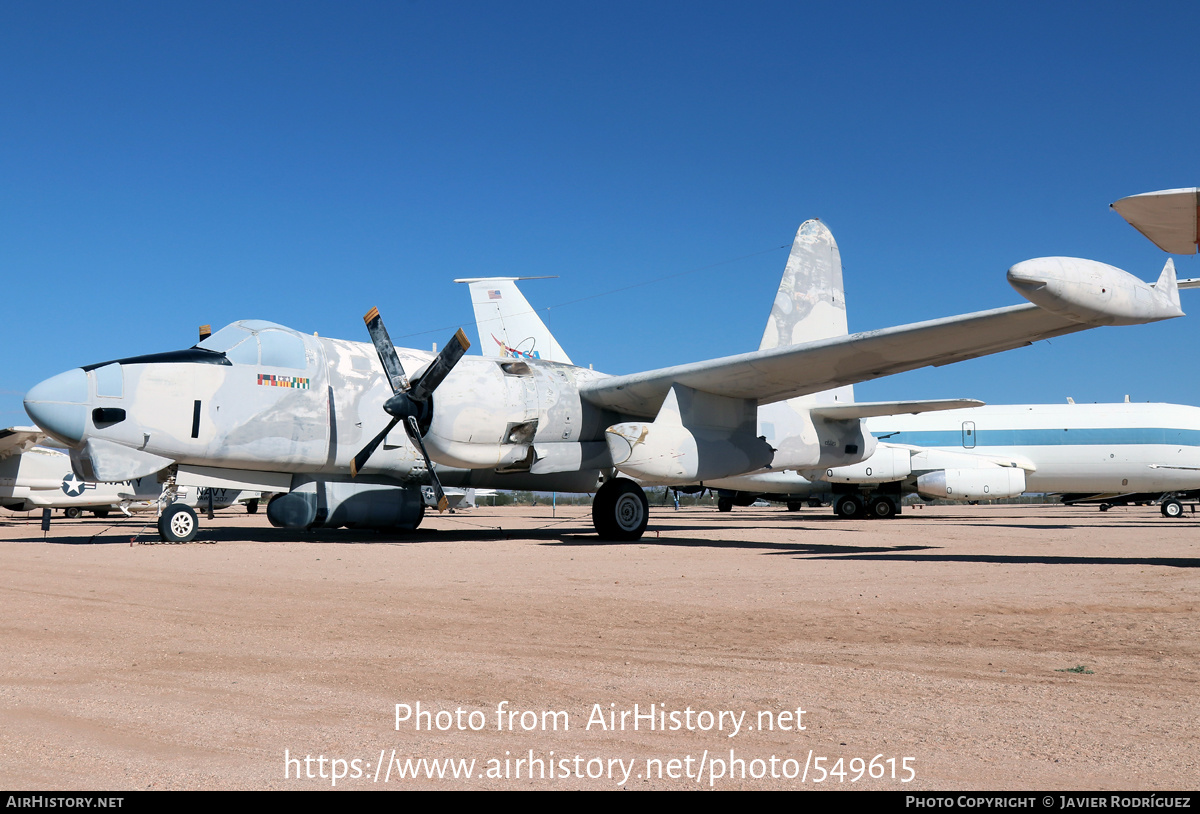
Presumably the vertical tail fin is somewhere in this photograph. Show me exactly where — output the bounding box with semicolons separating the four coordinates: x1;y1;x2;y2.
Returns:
760;219;853;405
759;219;848;350
454;277;573;364
1155;258;1181;311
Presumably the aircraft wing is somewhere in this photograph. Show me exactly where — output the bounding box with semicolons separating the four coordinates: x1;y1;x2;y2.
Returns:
1111;188;1199;254
0;426;47;460
579;303;1152;419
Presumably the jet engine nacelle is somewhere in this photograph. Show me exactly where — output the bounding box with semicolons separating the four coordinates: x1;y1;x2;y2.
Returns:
816;446;911;483
266;478;425;530
916;468;1026;501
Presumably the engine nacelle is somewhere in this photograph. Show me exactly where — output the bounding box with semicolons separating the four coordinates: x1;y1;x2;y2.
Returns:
267;478;425;530
605;384;774;485
916;468;1026;501
815;446;911;483
606;421;774;484
812;416;876;468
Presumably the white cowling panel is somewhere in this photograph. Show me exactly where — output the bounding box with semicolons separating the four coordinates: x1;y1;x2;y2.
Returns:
916;467;1026;500
606;384;773;485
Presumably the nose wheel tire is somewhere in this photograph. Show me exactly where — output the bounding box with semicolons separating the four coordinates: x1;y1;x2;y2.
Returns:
159;504;199;543
592;479;649;541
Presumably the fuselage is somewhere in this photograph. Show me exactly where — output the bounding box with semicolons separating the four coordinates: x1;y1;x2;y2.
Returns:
25;319;875;493
871;402;1200;494
23;320;619;489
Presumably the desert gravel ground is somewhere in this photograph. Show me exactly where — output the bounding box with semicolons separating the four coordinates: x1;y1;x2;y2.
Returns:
0;501;1196;790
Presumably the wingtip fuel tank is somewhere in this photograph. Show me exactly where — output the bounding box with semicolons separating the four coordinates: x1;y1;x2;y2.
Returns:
1006;257;1184;327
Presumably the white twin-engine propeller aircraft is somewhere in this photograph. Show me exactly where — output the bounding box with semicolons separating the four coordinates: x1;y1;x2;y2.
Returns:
23;228;1184;543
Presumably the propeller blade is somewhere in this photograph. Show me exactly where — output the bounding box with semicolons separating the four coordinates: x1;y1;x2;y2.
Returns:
406;416;450;513
351;416;400;477
357;309;468;508
409;328;471;402
363;306;410;396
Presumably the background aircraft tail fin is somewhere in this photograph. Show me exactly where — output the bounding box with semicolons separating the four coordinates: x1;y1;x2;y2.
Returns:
454;277;573;364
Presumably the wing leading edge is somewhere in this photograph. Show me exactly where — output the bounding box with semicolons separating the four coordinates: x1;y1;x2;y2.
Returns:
580;257;1182;418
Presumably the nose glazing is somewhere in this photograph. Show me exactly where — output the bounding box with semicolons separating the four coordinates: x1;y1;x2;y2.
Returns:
24;368;89;444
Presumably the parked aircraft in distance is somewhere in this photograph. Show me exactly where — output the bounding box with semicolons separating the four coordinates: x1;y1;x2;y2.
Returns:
1;426;161;516
23;219;1184;543
472;225;1200;520
0;426;262;519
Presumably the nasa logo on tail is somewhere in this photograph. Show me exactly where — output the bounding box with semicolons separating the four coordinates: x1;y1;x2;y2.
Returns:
61;472;94;497
491;333;541;359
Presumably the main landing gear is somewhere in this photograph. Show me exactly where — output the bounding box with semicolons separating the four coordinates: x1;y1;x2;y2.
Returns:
834;493;899;519
592;478;649;541
158;503;199;543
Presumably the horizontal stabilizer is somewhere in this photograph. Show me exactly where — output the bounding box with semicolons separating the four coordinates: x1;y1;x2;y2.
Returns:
1111;187;1200;254
809;399;984;420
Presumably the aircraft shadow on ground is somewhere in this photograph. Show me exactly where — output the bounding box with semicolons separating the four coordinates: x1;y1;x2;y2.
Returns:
798;552;1200;568
9;515;1196;566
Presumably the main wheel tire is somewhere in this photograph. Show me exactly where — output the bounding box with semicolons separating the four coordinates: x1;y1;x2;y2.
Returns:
64;507;82;519
786;501;803;512
92;508;110;518
159;504;199;543
245;499;259;515
717;495;733;513
834;495;865;519
1161;499;1184;518
1099;503;1111;512
592;479;649;541
869;496;897;519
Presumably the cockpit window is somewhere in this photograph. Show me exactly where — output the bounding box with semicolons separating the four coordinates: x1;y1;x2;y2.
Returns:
196;324;254;354
194;322;307;369
258;329;307;369
225;337;259;365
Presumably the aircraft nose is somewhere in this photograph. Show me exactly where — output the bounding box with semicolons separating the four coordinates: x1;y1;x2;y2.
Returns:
24;368;89;445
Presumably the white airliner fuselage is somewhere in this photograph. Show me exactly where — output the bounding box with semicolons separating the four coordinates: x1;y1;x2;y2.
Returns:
870;402;1200;495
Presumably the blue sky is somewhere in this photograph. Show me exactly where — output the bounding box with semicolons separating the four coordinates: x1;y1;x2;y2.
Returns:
3;1;1198;425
